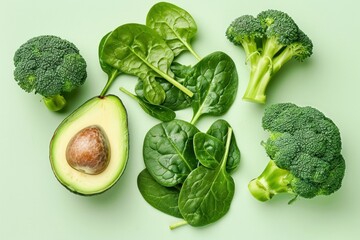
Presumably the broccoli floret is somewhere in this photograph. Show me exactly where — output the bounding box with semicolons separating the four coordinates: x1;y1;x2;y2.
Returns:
226;10;313;104
225;15;263;66
248;103;345;203
13;35;87;111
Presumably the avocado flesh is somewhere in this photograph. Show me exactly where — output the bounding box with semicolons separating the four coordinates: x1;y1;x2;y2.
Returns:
50;95;128;195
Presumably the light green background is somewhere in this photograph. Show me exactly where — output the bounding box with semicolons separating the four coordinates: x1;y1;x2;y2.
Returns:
1;0;359;239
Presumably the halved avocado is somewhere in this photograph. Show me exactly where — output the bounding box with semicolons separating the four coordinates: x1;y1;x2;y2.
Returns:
50;95;128;195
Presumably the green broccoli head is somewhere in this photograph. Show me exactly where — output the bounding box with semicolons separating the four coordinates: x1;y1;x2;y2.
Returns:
257;9;299;48
226;15;263;64
13;35;87;111
249;103;345;202
226;10;313;104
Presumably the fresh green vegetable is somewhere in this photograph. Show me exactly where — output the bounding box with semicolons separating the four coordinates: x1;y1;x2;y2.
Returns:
143;119;199;187
134;62;193;111
134;51;239;124
206;119;241;173
120;87;175;122
139;119;240;229
146;1;201;60
100;23;193;105
175;127;235;228
137;168;182;218
248;103;345;202
13;35;87;111
98;3;238;124
186;51;238;124
226;9;313;103
193;132;225;169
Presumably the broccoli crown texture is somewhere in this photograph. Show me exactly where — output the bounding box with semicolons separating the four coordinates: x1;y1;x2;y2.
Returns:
13;35;87;111
226;9;313;104
257;9;299;47
249;103;345;202
226;15;264;47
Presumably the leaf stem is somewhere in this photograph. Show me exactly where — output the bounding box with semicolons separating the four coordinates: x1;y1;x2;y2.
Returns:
119;87;135;99
99;69;121;97
169;220;188;230
130;48;194;98
221;127;233;169
190;107;202;125
187;44;201;61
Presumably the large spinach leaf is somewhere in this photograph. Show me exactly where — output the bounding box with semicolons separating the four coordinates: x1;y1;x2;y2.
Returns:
137;169;182;218
101;23;193;104
177;127;235;227
146;2;200;60
186;51;238;124
143;119;199;187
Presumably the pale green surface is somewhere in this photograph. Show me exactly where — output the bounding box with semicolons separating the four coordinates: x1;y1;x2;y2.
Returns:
1;0;359;239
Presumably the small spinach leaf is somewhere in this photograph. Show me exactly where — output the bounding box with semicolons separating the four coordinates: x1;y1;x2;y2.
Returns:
137;168;182;218
143;76;166;105
143;119;199;187
146;2;200;60
120;87;175;122
186;51;238;124
135;77;191;111
207;119;241;173
170;62;194;80
177;127;235;227
193;132;225;169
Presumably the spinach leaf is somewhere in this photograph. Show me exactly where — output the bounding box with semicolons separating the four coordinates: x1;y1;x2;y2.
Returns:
193;132;225;169
143;119;199;187
98;31;121;97
137;168;182;218
177;127;235;227
135;77;191;111
207;119;241;173
101;23;193;104
146;2;201;60
120;87;175;122
186;51;238;124
170;62;194;80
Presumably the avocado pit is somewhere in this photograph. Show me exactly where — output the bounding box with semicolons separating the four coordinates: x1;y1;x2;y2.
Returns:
66;125;110;175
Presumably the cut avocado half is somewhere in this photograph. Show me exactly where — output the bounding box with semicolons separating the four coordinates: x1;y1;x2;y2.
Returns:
50;95;129;195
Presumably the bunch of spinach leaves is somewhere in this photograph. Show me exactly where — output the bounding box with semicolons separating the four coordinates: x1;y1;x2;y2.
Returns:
138;119;240;229
98;2;238;124
98;2;242;229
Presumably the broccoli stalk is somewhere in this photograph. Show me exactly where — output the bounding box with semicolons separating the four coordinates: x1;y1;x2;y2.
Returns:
248;160;294;202
13;35;87;111
248;103;345;203
43;95;67;112
226;10;313;104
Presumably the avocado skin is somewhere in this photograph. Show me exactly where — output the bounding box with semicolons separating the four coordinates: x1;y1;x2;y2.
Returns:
49;94;129;196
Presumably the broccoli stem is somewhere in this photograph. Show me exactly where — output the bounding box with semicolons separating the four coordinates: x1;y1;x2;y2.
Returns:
242;56;272;103
248;160;293;201
243;37;285;104
43;95;67;111
242;41;260;67
271;47;296;74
